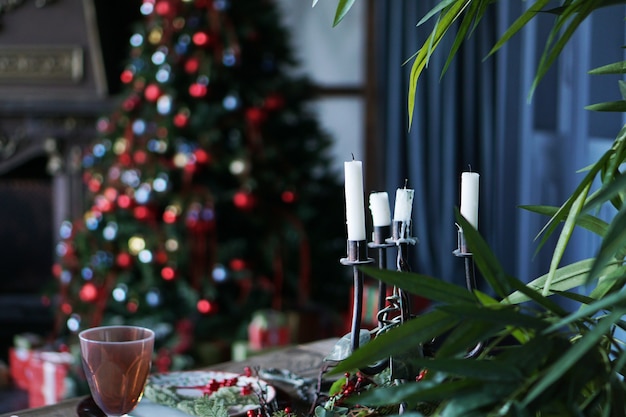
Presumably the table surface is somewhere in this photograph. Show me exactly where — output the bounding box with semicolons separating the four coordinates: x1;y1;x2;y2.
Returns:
2;338;339;417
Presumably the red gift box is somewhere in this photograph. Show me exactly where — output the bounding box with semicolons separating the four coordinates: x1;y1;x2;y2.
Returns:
25;351;73;408
248;309;291;351
9;347;33;390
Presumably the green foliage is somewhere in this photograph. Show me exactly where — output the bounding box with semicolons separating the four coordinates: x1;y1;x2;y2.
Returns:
318;0;626;414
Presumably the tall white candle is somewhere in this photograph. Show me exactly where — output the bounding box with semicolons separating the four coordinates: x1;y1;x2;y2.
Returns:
460;172;480;229
344;160;366;241
393;188;415;222
369;192;391;227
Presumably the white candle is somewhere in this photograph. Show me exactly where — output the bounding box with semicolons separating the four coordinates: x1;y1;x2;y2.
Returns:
369;192;391;227
344;160;366;241
393;188;415;222
460;172;480;229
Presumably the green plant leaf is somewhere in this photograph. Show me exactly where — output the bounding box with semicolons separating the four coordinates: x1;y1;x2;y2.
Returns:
435;319;500;358
408;0;471;128
455;210;512;298
350;378;477;407
523;308;626;406
407;357;524;381
332;0;356;26
542;182;591;295
588;60;626;75
328;310;458;375
359;266;477;304
543;287;626;335
506;258;594;304
585;100;626;112
530;0;602;97
487;0;552;58
503;274;568;317
438;304;548;330
589;205;626;280
520;205;608;237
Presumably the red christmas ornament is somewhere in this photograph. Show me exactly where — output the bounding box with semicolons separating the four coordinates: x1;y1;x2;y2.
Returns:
61;302;72;315
194;148;210;164
229;258;246;271
104;187;118;202
163;209;177;224
127;300;139;313
161;266;176;281
192;31;210;47
52;263;62;278
281;190;296;204
173;112;189;128
233;191;256;210
197;299;216;314
189;83;208;98
264;94;285;111
79;283;98;303
118;153;132;166
120;69;134;84
117;194;132;209
116;252;132;269
245;107;265;125
155;250;168;264
184;57;200;74
87;178;101;193
134;206;149;220
154;0;171;16
144;84;162;102
122;95;140;111
133;150;148;164
155;349;172;373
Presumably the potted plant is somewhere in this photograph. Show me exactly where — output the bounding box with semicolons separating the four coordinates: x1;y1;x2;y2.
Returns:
312;1;626;415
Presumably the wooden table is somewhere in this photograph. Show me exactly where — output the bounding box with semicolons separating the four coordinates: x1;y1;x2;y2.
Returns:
1;338;338;417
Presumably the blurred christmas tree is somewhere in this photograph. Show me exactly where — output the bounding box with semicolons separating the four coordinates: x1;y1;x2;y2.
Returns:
53;0;347;368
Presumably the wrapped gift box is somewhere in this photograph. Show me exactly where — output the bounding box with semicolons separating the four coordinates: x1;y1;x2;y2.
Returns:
25;351;74;407
248;309;290;351
8;334;74;407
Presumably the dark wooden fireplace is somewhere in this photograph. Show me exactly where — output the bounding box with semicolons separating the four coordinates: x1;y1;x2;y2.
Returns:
0;0;139;365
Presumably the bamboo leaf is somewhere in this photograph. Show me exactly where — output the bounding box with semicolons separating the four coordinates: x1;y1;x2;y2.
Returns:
456;210;512;298
530;0;601;96
588;60;626;75
438;304;549;330
585;100;626;112
328;310;458;375
487;0;552;58
436;319;499;358
332;0;356;26
416;0;459;27
520;204;608;237
543;290;626;334
583;171;626;213
408;0;470;128
441;0;481;77
351;378;477;406
523;309;626;406
406;357;524;381
502;274;568;317
589;205;626;280
360;266;476;304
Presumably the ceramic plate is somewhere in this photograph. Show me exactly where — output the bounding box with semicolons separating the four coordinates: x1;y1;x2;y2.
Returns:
130;370;276;417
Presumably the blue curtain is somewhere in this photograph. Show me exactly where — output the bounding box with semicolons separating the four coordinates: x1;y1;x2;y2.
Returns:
347;0;626;374
372;1;502;287
371;1;625;294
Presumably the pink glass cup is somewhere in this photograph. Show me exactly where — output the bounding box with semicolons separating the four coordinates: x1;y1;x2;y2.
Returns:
79;325;155;417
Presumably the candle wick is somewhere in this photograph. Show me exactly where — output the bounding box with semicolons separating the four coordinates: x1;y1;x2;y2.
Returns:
351;153;355;161
403;178;408;189
467;164;472;172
